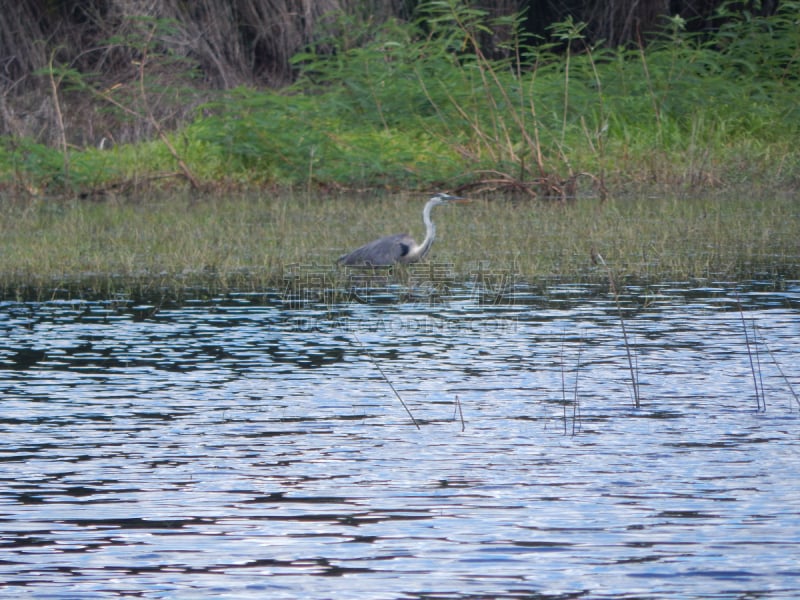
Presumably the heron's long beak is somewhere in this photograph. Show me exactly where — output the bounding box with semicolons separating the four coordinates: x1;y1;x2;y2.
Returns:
448;196;471;204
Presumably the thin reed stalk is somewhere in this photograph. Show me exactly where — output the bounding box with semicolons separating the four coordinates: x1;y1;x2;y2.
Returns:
572;336;582;436
559;330;582;435
761;340;800;410
453;395;465;432
753;322;767;410
737;294;764;412
560;332;568;434
351;330;420;429
592;249;640;408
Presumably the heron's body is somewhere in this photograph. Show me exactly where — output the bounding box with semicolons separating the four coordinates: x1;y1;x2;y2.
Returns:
336;193;467;267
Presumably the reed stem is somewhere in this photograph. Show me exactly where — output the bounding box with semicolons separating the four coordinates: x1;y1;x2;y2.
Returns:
592;249;641;408
351;330;420;429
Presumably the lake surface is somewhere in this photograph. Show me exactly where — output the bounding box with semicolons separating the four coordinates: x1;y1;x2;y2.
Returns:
1;275;799;599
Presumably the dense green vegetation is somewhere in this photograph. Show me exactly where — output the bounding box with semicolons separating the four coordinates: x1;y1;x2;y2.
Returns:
1;1;799;197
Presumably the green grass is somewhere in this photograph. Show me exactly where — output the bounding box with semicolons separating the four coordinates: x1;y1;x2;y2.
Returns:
1;191;796;301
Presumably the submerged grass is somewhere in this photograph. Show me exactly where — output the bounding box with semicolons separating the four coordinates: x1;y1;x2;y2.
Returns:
0;190;797;301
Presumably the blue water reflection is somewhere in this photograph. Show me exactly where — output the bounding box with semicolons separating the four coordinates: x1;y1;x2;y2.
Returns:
1;281;798;598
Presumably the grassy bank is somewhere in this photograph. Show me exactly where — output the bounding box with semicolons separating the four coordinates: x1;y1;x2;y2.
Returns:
1;3;799;197
1;191;796;301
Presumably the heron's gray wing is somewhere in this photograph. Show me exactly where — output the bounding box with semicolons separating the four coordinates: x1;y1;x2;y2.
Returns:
337;233;414;266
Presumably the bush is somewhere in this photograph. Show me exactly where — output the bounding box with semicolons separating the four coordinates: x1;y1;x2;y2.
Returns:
2;0;798;196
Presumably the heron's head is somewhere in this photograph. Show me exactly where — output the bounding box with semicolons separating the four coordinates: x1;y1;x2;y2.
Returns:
428;192;470;207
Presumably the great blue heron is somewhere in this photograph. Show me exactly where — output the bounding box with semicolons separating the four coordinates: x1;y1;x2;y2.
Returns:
336;193;469;267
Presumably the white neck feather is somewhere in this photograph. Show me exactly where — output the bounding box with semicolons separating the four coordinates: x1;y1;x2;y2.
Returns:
408;200;438;262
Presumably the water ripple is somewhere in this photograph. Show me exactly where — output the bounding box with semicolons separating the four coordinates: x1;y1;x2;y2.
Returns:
0;283;798;598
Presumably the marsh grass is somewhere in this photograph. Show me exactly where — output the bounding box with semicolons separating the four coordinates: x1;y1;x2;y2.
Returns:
0;190;797;300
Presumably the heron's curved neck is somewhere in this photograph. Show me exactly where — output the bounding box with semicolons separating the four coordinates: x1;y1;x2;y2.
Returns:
411;201;437;261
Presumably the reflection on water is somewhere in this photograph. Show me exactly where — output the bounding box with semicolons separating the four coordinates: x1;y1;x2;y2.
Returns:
1;278;799;599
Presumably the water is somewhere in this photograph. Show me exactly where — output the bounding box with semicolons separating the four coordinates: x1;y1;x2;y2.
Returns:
1;278;799;599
